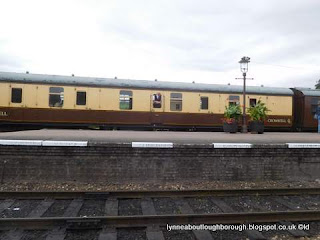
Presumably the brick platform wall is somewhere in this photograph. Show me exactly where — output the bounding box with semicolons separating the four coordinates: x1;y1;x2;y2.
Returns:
0;145;319;184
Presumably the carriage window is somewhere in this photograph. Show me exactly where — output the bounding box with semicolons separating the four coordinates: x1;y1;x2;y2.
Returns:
311;98;319;105
76;91;86;105
11;88;22;103
229;95;239;106
170;93;182;111
311;105;317;115
200;97;208;110
49;87;64;107
153;93;162;108
250;98;257;107
120;90;133;110
311;98;320;115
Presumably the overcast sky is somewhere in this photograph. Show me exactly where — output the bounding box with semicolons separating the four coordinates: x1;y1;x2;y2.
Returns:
1;0;319;88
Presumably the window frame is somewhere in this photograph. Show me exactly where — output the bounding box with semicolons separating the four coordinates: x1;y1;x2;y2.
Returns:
76;91;87;106
170;92;183;111
49;87;64;107
311;98;320;115
119;90;133;110
152;93;162;108
228;95;240;106
249;98;257;107
11;88;22;103
200;96;209;110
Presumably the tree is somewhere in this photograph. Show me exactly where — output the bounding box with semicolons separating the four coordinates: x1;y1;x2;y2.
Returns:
316;79;320;89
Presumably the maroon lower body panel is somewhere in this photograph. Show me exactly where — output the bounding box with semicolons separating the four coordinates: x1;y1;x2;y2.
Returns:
0;107;293;128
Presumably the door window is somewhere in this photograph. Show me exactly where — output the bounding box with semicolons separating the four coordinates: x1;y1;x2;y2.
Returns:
153;93;162;108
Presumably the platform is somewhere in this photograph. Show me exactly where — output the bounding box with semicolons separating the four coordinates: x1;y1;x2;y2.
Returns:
1;129;320;184
0;129;319;144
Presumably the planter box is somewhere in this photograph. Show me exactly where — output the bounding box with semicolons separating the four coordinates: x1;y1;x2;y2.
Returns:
249;121;264;134
223;121;238;133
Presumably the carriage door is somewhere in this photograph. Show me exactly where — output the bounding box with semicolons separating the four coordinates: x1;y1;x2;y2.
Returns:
150;92;164;125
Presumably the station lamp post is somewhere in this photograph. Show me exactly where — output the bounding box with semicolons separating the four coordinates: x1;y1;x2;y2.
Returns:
239;56;251;133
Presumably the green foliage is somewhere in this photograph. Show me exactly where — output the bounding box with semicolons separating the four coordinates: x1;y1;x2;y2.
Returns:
224;104;242;121
316;79;320;89
248;100;269;121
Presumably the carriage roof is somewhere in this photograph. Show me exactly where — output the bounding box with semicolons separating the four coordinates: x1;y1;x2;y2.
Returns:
0;71;294;96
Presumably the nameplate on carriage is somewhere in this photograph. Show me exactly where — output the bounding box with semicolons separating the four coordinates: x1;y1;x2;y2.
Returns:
213;143;252;148
0;111;8;117
287;143;320;148
132;142;173;148
42;141;88;147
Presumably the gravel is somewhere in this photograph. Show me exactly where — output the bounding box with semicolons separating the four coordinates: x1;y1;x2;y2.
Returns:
210;228;247;240
42;200;72;217
186;197;222;214
118;199;142;216
161;227;196;240
222;196;263;212
65;230;99;240
78;199;105;217
248;196;290;212
153;198;180;215
307;221;320;236
0;180;319;192
263;232;293;240
0;232;7;240
21;230;47;240
0;200;41;218
117;228;146;240
301;195;320;210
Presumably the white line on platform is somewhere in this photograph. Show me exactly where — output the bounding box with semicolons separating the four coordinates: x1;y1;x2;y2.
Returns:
0;140;43;146
0;140;88;147
132;142;173;148
287;143;320;148
213;143;252;148
42;141;88;147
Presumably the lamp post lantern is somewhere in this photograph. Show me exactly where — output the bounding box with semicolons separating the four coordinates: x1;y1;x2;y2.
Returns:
239;56;251;133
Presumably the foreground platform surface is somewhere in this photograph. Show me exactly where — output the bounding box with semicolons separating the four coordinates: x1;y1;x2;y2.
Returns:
0;129;319;144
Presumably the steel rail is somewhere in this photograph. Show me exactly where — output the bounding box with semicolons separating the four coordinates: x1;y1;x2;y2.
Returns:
1;210;320;230
1;188;320;199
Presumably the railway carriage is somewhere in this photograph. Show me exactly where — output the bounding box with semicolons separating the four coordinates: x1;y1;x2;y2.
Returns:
292;88;320;131
0;71;294;130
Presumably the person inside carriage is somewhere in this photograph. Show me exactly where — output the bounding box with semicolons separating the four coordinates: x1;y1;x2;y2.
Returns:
153;92;162;108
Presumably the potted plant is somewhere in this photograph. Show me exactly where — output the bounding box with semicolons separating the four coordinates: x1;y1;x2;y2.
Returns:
222;104;242;133
248;100;269;134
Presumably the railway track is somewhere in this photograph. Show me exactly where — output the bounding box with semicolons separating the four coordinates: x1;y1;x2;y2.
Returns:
1;188;320;239
1;210;320;228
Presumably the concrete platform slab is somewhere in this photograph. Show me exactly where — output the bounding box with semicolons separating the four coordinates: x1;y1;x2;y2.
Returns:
0;129;319;144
